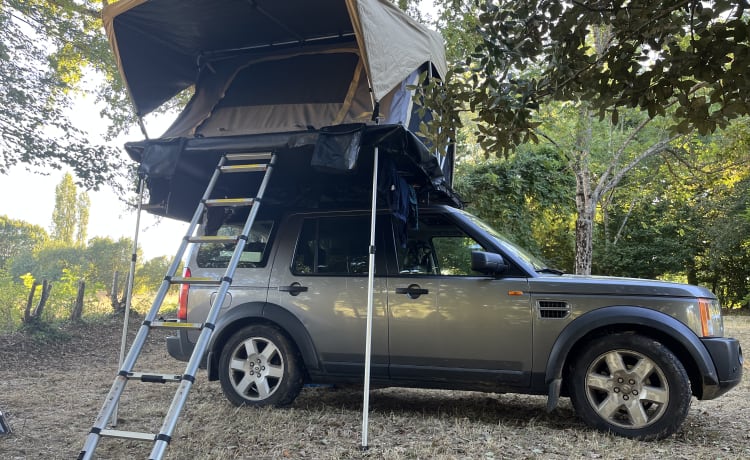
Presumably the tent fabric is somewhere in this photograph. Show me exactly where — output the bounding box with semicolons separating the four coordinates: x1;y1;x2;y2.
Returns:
346;0;446;103
160;45;401;138
102;0;446;117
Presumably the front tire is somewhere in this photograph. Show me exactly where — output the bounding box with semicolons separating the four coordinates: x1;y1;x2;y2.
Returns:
568;333;691;440
218;324;303;407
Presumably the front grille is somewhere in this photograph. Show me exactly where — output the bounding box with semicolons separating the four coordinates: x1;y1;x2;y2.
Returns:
538;301;570;319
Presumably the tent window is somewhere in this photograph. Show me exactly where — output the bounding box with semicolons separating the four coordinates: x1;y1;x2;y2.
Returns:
217;53;359;107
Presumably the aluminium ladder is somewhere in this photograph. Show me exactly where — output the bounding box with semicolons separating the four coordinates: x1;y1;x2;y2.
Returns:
79;152;276;460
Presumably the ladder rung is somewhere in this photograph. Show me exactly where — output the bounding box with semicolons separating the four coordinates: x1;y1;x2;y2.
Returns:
150;320;203;330
220;164;268;173
169;277;220;286
225;152;273;162
126;372;182;383
204;198;255;207
99;429;156;442
187;235;238;244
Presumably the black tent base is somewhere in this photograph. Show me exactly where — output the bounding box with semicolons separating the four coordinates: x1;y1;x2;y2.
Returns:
0;410;10;434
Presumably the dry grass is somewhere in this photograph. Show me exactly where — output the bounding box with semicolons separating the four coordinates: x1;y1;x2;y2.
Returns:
0;315;748;459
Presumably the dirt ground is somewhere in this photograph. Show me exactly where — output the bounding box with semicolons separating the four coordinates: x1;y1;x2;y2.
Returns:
0;314;748;459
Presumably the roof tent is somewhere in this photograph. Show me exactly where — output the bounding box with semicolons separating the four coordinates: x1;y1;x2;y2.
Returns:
103;0;457;219
103;0;448;138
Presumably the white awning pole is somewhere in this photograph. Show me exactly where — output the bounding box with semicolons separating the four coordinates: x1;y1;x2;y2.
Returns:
361;146;379;450
111;176;146;427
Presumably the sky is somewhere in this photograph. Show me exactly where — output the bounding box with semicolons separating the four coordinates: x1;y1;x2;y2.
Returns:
0;92;188;260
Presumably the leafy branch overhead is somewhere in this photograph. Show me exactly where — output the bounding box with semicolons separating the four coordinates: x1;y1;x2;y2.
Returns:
1;0;130;188
428;0;750;156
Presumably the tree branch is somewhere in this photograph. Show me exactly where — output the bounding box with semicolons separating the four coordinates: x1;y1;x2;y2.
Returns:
600;136;681;198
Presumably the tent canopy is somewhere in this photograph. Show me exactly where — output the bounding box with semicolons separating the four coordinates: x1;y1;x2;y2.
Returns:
103;0;447;118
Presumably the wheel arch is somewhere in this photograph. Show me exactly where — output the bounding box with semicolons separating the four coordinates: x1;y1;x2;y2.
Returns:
206;301;321;381
545;305;718;409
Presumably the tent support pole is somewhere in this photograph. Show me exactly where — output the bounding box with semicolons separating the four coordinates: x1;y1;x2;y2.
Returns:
137;115;149;139
111;175;146;426
361;146;379;450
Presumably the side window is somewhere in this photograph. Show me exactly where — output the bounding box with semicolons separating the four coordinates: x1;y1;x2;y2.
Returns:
432;236;483;276
396;215;485;276
196;221;274;268
292;216;370;275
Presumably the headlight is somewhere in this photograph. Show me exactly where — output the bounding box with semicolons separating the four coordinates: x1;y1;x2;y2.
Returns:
698;297;723;337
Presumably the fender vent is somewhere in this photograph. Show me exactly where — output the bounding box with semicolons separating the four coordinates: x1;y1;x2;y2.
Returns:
538;301;570;319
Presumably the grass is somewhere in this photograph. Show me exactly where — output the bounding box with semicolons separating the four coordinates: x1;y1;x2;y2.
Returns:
0;315;747;459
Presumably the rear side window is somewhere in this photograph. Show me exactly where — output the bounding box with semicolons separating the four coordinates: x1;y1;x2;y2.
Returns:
196;221;274;268
292;216;370;275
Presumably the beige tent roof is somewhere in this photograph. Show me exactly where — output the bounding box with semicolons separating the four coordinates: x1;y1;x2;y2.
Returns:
103;0;446;116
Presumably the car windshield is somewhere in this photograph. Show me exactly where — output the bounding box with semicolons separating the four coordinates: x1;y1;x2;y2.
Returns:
455;208;551;272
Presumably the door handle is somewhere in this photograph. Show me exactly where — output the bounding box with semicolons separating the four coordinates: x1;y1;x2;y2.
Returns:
279;282;308;296
395;284;429;299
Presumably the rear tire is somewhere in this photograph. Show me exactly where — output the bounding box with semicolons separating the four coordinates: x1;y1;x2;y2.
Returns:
218;324;303;407
568;333;691;440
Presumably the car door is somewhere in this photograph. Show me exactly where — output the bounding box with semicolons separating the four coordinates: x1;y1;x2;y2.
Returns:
387;212;533;387
270;212;389;379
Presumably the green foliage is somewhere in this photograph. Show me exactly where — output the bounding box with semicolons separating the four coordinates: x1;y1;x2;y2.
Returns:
51;172;90;245
86;236;134;291
595;118;750;307
51;173;78;244
0;267;27;332
76;191;91;245
0;215;48;268
135;256;171;294
44;266;84;321
454;145;576;270
435;0;750;156
11;243;86;283
0;2;126;188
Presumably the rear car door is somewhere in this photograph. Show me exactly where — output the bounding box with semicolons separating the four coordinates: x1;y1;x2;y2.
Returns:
270;212;389;379
387;212;533;387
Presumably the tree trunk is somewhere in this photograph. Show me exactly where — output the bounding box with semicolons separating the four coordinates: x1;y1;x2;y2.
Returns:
575;197;596;275
71;280;85;321
111;271;124;313
32;280;52;320
23;281;39;323
572;105;595;275
119;271;130;307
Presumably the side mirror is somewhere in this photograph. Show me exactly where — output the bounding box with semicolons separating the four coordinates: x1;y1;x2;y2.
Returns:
471;251;508;276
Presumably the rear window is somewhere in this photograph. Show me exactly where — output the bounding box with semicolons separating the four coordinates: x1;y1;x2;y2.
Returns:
196;221;274;268
292;216;370;275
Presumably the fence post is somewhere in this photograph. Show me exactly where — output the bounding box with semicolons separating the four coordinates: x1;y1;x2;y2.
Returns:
31;280;52;320
23;281;40;323
71;280;85;321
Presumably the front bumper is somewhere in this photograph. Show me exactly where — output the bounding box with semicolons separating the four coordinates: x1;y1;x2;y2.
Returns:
700;337;743;400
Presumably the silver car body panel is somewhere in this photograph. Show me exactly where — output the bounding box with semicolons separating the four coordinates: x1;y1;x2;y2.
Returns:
170;205;742;401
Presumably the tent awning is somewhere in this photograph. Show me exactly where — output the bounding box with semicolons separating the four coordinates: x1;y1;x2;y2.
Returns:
102;0;447;116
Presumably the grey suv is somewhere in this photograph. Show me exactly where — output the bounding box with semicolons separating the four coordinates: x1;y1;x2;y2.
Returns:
167;203;743;440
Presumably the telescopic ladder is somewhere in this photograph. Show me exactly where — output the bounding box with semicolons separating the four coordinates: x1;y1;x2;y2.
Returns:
79;152;276;460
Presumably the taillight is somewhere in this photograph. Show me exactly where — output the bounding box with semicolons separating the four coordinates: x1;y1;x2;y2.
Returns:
178;267;190;321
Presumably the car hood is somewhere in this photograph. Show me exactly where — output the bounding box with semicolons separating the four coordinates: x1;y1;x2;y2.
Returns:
528;274;715;299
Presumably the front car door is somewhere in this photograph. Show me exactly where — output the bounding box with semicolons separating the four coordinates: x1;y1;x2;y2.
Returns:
387;210;533;388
